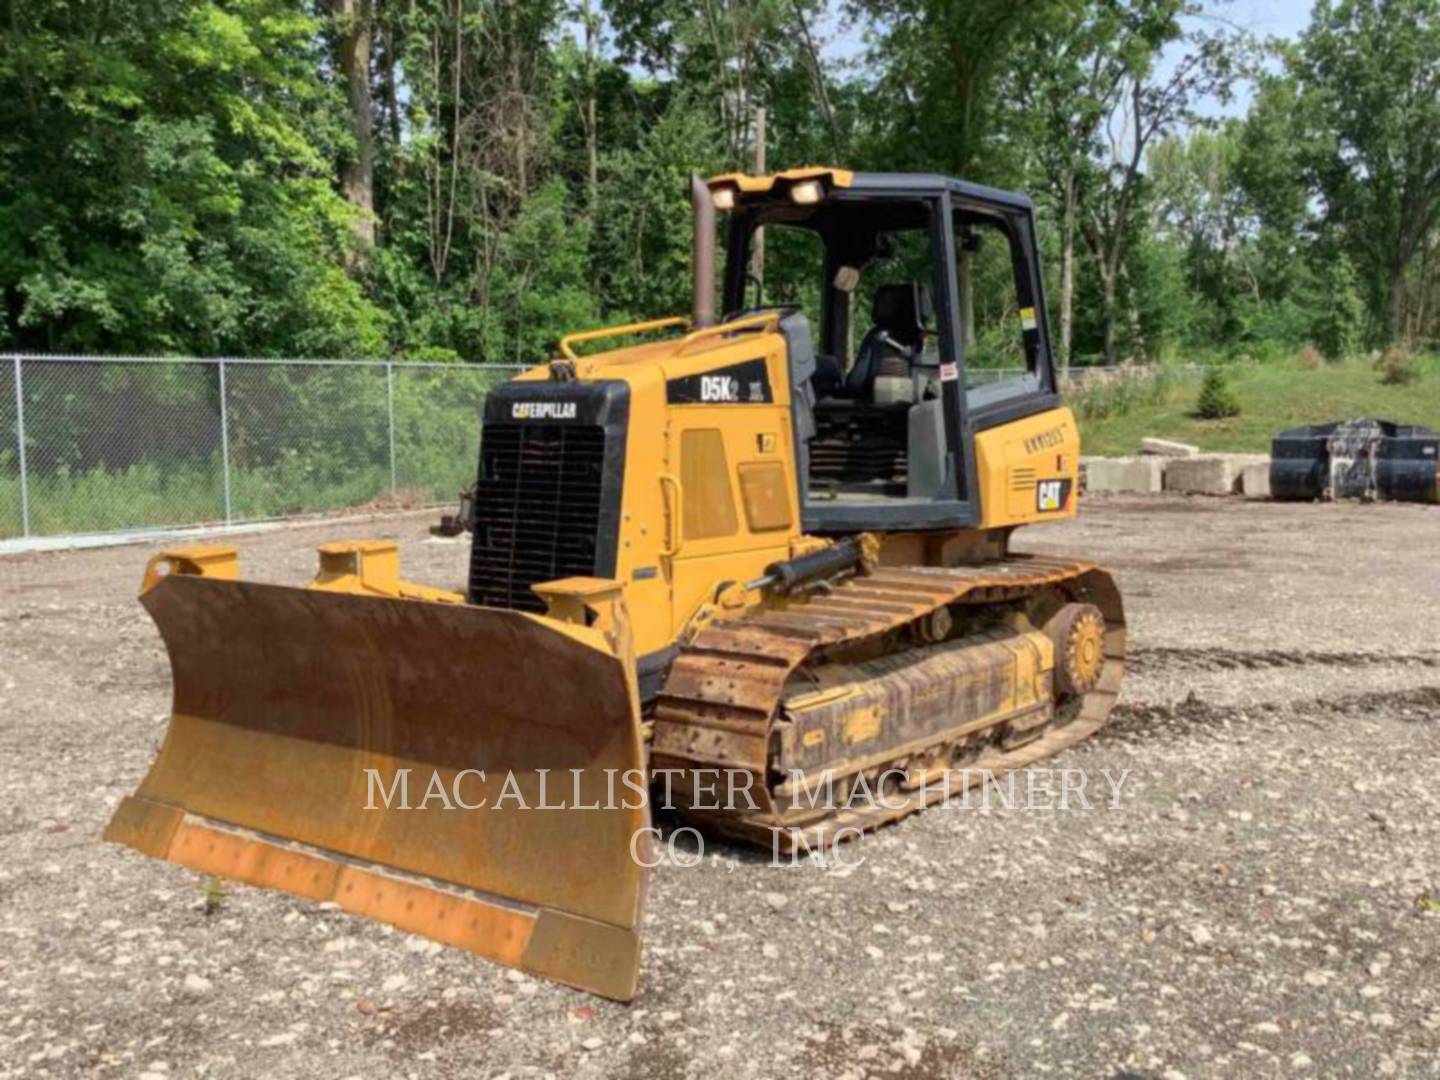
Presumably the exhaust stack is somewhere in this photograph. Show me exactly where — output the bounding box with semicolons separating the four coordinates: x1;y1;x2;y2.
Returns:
690;173;716;329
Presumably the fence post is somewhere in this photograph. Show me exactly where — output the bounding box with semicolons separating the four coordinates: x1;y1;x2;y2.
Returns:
218;359;233;525
386;362;397;494
12;356;29;538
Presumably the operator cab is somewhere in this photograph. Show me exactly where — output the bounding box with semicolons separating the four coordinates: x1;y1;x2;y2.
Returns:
708;169;1059;533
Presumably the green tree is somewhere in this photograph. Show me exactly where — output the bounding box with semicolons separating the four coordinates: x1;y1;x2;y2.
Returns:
1314;251;1367;362
1296;0;1440;342
607;0;803;167
1011;1;1244;366
1070;6;1239;365
1147;126;1249;344
1194;365;1240;418
0;0;385;356
1008;1;1126;371
1234;73;1311;301
855;0;1064;347
593;93;722;321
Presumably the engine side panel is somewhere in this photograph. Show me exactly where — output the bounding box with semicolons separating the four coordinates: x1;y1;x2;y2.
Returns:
972;406;1081;529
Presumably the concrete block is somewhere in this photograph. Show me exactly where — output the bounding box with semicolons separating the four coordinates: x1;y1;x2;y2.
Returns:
1240;460;1272;499
1217;453;1269;494
1084;455;1165;494
1141;437;1200;458
1164;455;1233;495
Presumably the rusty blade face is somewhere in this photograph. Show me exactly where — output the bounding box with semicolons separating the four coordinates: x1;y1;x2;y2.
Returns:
105;575;651;1000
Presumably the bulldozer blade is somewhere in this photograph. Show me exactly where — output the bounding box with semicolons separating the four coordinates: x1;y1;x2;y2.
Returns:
105;571;651;1000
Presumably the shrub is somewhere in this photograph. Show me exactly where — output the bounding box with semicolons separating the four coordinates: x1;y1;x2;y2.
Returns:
1068;366;1173;421
1376;345;1417;386
405;345;463;364
1234;295;1315;358
1194;367;1241;419
1296;344;1325;370
1147;365;1175;407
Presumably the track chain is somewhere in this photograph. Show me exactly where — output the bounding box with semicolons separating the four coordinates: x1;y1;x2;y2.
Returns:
651;554;1126;848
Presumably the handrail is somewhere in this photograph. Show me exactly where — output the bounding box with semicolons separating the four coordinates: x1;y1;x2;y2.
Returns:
673;311;783;357
557;317;690;361
658;474;682;557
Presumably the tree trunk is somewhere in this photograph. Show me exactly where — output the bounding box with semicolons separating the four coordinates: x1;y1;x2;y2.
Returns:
1059;170;1075;375
582;0;598;219
334;0;375;255
1120;262;1147;362
790;0;840;159
1416;234;1431;341
380;3;401;147
751;106;766;291
1389;257;1407;345
1101;272;1117;367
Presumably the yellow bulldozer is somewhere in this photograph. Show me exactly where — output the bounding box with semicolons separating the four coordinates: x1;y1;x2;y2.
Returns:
106;168;1124;1001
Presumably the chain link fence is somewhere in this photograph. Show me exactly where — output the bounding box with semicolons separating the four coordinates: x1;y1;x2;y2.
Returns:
0;353;1157;548
0;356;523;546
1;359;20;537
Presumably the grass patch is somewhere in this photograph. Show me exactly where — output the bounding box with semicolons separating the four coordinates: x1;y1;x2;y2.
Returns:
1076;354;1440;456
0;449;477;540
203;876;226;917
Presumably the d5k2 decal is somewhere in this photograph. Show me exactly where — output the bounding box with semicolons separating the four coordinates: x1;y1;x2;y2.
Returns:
667;358;772;405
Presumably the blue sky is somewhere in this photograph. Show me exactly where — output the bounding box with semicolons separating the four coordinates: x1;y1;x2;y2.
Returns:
1171;0;1316;117
1207;0;1314;41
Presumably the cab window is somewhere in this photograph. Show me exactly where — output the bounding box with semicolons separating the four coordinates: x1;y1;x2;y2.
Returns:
956;212;1046;410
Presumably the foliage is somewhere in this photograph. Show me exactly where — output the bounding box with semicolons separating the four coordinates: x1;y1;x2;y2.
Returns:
0;0;1437;368
0;0;385;357
1233;75;1310;300
1078;356;1440;456
593;94;724;322
10;0;1440;544
1294;0;1440;341
857;0;1063;182
1314;253;1368;362
1376;345;1417;386
1068;366;1175;421
1194;366;1241;419
1127;228;1203;359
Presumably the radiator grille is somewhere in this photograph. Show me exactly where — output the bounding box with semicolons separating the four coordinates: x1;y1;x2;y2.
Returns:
469;424;608;613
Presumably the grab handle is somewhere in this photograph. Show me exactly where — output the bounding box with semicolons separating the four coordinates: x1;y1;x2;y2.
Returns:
658;473;682;557
557;317;689;361
673;312;783;357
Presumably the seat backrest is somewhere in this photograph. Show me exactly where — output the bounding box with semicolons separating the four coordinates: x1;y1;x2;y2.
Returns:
871;282;933;352
845;282;933;397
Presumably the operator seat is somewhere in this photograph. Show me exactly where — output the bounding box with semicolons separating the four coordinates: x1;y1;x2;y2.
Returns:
844;282;933;399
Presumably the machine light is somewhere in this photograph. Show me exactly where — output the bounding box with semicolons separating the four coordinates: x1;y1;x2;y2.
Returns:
711;186;737;211
789;180;823;205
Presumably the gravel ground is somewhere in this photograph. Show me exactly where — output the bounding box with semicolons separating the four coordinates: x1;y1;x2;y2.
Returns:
2;495;1438;1079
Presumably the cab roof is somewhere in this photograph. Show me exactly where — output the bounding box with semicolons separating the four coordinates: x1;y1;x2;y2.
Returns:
704;167;1034;211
